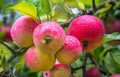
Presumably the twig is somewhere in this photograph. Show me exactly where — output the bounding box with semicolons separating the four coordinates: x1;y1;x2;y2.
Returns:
7;48;27;63
0;40;15;54
88;53;97;66
92;0;97;11
82;53;88;77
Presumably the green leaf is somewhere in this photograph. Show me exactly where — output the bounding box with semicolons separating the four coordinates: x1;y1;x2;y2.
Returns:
10;2;37;19
77;1;85;10
102;32;120;43
0;31;6;39
52;0;64;3
52;4;68;20
41;0;51;14
111;48;120;64
105;52;120;74
64;0;78;7
1;55;7;71
0;44;11;59
13;53;25;74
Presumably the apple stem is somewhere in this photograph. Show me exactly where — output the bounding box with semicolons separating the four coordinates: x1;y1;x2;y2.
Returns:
44;36;52;44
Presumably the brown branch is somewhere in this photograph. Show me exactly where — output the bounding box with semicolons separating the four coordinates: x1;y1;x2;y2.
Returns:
0;40;15;54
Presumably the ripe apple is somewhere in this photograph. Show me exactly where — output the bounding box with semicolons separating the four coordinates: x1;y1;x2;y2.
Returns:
33;22;65;54
43;60;71;77
25;46;55;72
0;25;12;41
67;15;105;52
56;35;82;64
85;67;101;77
110;74;120;77
11;16;39;47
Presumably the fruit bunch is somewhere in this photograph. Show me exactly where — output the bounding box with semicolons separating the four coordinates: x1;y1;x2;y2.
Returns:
10;15;105;76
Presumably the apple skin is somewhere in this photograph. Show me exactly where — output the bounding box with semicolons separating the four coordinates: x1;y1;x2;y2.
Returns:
25;46;55;72
85;67;101;77
67;15;105;52
0;26;12;41
43;60;71;77
105;20;120;34
110;74;120;77
11;16;39;47
33;22;65;54
56;35;82;64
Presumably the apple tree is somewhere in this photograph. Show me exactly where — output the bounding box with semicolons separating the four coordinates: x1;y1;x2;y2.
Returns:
0;0;120;77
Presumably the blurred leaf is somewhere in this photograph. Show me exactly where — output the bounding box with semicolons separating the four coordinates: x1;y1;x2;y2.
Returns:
0;44;11;59
105;52;120;74
111;48;120;64
13;53;25;74
52;4;68;20
93;46;104;62
10;2;37;19
52;0;64;3
102;32;120;43
64;0;77;7
77;1;85;10
1;55;7;71
3;3;14;9
0;31;6;39
41;0;51;14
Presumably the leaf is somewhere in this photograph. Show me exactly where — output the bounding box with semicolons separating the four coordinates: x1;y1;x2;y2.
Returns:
41;0;51;14
13;53;25;74
111;48;120;64
105;52;120;74
77;1;85;10
102;32;120;43
1;55;7;71
52;4;68;20
0;44;11;59
10;2;37;19
52;0;64;3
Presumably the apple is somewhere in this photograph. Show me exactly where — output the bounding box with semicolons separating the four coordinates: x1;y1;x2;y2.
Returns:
33;22;65;54
67;15;105;52
56;35;82;64
25;46;55;72
43;60;71;77
11;16;39;47
0;25;12;41
110;74;120;77
85;67;101;77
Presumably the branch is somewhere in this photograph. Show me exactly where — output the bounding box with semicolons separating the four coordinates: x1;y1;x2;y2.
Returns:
7;48;27;63
92;0;97;11
88;53;97;66
0;40;15;54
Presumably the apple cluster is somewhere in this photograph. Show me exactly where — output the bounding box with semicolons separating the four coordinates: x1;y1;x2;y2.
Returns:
10;15;105;76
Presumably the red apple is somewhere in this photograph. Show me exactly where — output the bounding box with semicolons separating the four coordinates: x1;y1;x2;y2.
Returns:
56;35;82;64
67;15;105;52
25;46;55;72
110;74;120;77
43;60;71;77
85;67;101;77
11;16;39;47
33;22;65;54
0;25;12;41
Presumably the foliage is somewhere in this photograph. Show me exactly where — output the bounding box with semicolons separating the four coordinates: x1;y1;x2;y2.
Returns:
0;0;120;77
